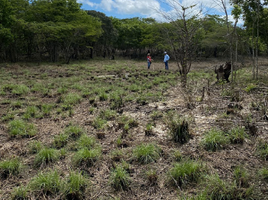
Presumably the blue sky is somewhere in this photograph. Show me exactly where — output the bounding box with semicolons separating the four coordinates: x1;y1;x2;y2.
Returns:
77;0;243;24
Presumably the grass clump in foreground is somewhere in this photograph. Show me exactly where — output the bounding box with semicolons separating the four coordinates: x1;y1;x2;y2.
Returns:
64;125;84;139
34;148;59;168
63;171;88;199
228;127;247;144
165;112;191;144
29;169;62;196
202;174;254;200
76;134;97;150
256;140;268;160
72;148;101;167
200;128;229;151
11;185;29;200
53;133;69;149
0;158;23;178
8;119;37;138
28;140;43;154
110;165;130;191
133;143;161;164
168;160;205;188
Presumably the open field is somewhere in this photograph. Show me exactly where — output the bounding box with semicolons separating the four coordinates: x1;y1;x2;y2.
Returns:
0;59;268;200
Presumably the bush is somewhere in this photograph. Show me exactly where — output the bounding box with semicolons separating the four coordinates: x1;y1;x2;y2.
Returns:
63;171;88;199
8;119;37;138
168;160;204;187
0;158;22;178
72;148;101;167
165;112;191;144
133;143;160;164
110;166;130;191
29;169;62;196
34;148;59;167
201;128;229;151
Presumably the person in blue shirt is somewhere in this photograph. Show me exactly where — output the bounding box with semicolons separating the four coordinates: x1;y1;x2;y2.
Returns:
163;52;170;70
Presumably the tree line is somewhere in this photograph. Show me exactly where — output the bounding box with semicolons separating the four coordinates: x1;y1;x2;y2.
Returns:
0;0;267;64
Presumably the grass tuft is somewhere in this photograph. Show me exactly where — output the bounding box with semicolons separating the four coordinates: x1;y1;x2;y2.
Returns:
110;165;130;191
200;128;229;151
0;158;22;178
34;148;59;167
8;119;37;138
29;169;62;196
168;160;205;188
133;143;160;164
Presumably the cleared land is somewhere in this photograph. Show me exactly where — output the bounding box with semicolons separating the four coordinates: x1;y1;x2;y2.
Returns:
0;59;268;200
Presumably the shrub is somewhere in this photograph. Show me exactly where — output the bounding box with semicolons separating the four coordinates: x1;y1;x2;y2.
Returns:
63;171;88;199
168;160;204;187
165;113;191;144
53;133;69;148
28;141;43;154
29;169;62;196
229;127;247;144
8;120;37;138
72;148;101;167
110;166;130;191
201;128;229;151
64;125;84;139
34;148;59;167
11;185;29;200
133;143;160;164
0;158;22;178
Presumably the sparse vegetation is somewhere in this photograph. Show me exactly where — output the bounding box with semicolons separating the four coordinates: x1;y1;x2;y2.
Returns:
0;60;267;199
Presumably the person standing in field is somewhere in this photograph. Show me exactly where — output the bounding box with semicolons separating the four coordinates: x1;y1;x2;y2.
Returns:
163;51;170;70
147;53;152;69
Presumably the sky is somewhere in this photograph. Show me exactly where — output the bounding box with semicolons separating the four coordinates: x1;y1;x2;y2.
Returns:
77;0;244;25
